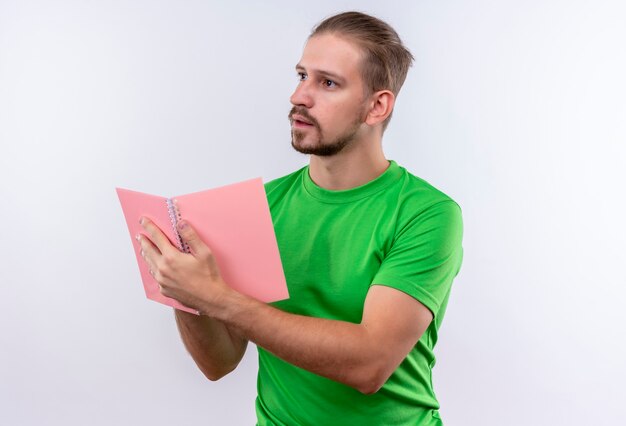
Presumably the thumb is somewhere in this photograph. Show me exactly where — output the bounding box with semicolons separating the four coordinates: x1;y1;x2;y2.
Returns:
177;220;209;257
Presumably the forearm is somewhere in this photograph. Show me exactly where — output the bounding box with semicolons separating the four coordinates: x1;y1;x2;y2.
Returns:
202;290;385;394
174;309;248;380
138;217;420;393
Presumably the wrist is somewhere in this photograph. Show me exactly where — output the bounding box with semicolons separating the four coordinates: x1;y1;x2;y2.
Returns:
210;288;262;343
197;281;247;321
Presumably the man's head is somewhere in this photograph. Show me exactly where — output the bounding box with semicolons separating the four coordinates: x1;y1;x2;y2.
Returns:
289;11;414;157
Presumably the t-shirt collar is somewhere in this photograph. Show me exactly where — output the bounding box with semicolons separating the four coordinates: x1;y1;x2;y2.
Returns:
302;160;402;203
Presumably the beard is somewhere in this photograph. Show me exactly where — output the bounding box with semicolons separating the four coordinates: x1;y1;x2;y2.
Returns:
289;106;365;157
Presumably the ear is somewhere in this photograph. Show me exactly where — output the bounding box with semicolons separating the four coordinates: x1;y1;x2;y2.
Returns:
364;90;395;127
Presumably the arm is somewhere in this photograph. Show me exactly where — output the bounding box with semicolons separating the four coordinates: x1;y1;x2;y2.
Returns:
137;217;432;393
135;218;248;381
174;309;248;381
210;283;432;394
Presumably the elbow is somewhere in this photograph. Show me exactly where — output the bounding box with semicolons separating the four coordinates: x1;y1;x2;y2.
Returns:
356;377;385;395
205;372;226;382
354;363;389;395
357;383;383;396
201;363;237;382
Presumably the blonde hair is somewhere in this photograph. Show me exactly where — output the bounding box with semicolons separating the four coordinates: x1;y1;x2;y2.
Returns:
310;11;414;130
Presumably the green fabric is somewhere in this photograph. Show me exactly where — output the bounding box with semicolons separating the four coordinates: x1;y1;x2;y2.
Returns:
256;160;463;426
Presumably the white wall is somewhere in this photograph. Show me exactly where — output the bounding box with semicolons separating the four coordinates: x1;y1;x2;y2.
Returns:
1;1;624;424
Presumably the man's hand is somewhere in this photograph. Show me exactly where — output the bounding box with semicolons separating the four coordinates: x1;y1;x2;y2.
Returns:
136;217;231;313
137;216;433;393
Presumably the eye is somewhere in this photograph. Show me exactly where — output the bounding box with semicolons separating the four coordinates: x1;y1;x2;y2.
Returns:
297;72;307;81
323;79;337;88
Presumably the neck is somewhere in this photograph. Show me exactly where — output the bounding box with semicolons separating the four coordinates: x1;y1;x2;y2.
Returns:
308;134;389;191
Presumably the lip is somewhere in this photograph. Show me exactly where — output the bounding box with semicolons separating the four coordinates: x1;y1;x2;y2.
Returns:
292;114;314;127
293;120;314;129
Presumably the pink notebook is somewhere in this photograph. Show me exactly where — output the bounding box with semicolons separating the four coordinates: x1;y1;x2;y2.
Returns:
116;178;289;314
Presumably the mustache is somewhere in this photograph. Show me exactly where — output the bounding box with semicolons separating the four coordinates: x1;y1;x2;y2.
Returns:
288;107;320;129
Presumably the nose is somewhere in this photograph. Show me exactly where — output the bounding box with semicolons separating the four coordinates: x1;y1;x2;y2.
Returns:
290;80;314;108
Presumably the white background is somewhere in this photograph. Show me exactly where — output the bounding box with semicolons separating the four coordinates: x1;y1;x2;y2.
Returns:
1;1;624;425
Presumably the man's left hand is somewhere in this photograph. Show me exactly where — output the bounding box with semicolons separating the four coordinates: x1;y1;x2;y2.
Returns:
136;216;230;314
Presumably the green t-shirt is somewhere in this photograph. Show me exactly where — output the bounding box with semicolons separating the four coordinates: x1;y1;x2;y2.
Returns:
256;160;463;426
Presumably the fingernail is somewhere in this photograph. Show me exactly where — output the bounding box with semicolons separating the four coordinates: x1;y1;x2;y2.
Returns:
139;217;144;225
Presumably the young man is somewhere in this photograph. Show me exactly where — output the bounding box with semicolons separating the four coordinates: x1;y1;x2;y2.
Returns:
137;11;463;426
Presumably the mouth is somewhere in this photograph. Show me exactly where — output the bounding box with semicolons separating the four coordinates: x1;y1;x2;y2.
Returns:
291;114;314;128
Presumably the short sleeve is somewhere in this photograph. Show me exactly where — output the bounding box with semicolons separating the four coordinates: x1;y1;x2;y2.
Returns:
371;200;464;318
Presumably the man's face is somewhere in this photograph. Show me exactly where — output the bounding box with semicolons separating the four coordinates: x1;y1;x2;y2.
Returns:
288;33;369;157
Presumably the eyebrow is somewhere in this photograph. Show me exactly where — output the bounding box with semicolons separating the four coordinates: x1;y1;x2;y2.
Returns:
295;64;346;84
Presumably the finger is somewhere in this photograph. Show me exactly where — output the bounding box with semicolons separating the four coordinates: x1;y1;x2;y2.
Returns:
140;217;177;256
137;234;173;291
177;219;210;258
136;233;160;272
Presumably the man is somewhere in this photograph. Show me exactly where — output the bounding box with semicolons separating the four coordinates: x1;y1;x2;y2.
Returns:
137;11;463;426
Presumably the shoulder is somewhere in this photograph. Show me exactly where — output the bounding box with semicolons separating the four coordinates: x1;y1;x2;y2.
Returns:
264;165;307;203
393;164;462;219
383;165;463;249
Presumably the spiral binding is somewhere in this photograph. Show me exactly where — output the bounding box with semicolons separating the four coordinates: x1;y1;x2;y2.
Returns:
166;198;191;253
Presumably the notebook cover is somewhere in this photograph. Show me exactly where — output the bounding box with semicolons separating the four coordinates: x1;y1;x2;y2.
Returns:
116;178;288;314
